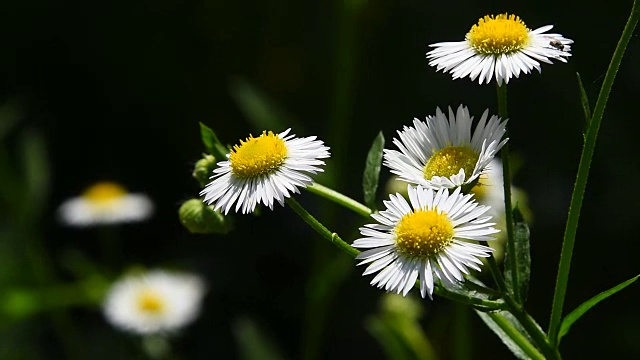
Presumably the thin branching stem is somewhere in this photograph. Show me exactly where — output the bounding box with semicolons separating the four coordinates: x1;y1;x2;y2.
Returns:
548;0;640;346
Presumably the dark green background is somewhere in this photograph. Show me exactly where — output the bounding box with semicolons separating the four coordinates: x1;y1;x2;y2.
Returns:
2;0;640;358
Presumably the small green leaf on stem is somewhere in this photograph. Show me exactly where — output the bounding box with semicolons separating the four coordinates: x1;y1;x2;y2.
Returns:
476;311;544;360
558;274;640;343
362;131;385;210
199;122;229;161
576;72;592;135
504;206;531;303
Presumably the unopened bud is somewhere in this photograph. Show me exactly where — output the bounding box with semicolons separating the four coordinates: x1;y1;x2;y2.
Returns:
192;155;218;187
179;199;233;234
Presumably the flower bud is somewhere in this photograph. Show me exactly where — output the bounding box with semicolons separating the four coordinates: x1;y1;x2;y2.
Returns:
192;155;218;187
178;199;233;234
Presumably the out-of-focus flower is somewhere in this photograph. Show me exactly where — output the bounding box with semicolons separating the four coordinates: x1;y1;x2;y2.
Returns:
384;105;507;191
427;13;573;85
353;185;498;299
103;270;206;335
200;129;330;214
57;182;153;226
470;158;531;261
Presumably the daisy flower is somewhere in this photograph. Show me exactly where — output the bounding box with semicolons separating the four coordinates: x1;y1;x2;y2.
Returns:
103;270;206;335
353;185;498;299
426;13;573;85
57;182;153;226
200;128;330;214
383;105;507;190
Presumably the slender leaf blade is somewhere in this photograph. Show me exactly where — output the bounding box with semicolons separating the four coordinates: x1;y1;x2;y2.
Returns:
504;205;531;302
199;122;228;161
362;132;384;210
476;311;541;360
229;78;301;132
558;274;640;343
576;72;592;134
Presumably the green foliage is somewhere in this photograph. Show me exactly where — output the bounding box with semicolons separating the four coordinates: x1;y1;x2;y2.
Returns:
504;206;531;303
228;78;301;132
558;274;640;343
362;132;384;211
476;310;544;360
576;72;592;136
199;122;229;162
233;317;287;360
365;293;438;360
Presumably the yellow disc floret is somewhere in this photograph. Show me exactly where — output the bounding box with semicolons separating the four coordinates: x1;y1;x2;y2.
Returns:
82;182;127;203
466;14;530;55
137;290;165;314
229;131;288;179
395;209;454;258
424;146;479;180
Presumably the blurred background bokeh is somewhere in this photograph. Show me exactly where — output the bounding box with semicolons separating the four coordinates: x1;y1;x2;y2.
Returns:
2;0;640;358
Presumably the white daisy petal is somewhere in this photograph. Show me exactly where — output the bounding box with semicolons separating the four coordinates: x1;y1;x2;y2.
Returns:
384;105;507;191
103;270;206;335
200;130;330;214
426;13;572;85
57;182;154;227
352;185;497;299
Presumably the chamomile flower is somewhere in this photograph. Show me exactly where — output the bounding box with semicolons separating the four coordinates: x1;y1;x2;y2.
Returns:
200;128;330;214
427;13;573;85
353;185;498;299
57;182;153;226
383;105;507;190
103;270;206;335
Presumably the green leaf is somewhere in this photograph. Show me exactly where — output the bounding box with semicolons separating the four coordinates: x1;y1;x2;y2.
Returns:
476;311;544;360
365;294;437;360
229;78;302;132
199;122;228;161
576;72;592;135
362;132;384;211
504;205;531;303
558;274;640;343
233;317;287;360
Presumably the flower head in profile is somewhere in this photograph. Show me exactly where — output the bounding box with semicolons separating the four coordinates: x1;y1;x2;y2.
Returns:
200;128;330;214
57;182;153;227
427;13;573;85
103;270;206;335
384;105;507;190
353;185;498;299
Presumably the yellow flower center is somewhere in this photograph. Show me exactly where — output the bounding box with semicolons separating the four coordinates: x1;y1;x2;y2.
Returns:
423;146;479;181
82;182;127;204
229;131;288;179
466;14;530;55
395;209;454;258
137;290;165;314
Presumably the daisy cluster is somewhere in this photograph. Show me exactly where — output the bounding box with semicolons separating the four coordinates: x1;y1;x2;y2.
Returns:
191;12;571;300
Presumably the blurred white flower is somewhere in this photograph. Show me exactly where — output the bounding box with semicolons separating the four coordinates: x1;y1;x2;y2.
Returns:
103;270;206;335
57;182;153;226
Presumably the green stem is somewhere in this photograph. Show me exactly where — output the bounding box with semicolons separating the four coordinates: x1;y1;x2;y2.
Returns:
481;241;508;294
505;297;559;360
487;312;546;360
305;183;372;217
286;197;359;257
286;197;507;310
496;84;519;304
548;0;640;346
